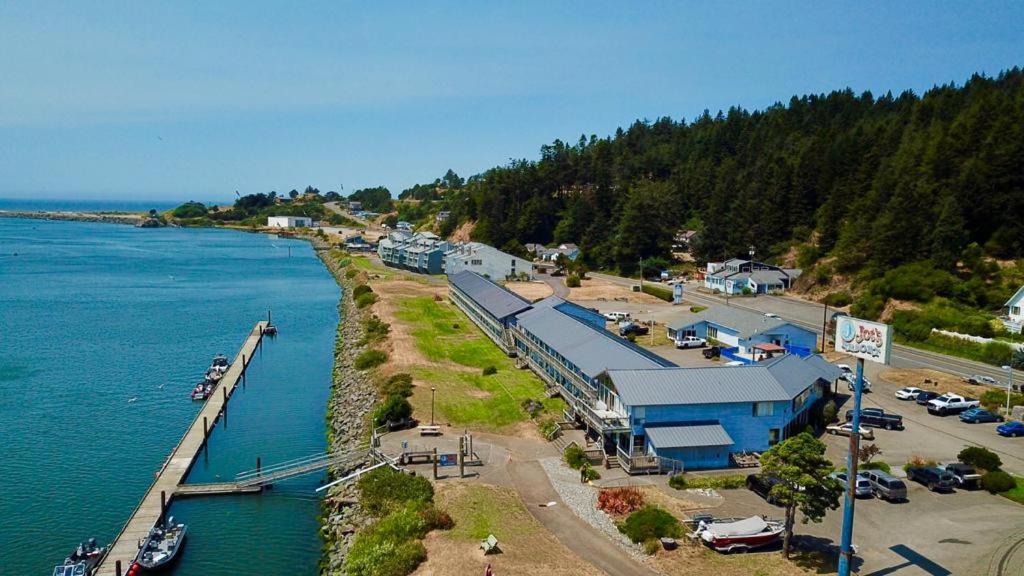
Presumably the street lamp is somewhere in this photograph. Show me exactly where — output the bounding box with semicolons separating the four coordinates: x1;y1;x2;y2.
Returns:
1002;366;1014;417
431;386;437;426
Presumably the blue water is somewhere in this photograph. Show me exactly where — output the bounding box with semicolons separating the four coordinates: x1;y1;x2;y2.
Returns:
0;198;182;213
0;217;339;575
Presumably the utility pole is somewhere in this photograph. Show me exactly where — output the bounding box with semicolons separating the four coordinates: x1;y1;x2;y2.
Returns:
838;358;865;576
431;386;437;426
1004;365;1014;416
821;301;829;352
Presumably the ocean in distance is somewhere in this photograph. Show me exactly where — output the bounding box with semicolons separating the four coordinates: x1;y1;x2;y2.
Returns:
0;217;339;575
0;198;181;213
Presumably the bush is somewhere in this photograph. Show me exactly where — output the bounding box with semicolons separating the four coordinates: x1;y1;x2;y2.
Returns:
373;394;413;426
821;399;838;424
690;305;707;313
597;487;646;515
851;293;886;321
904;455;938;472
823;291;852;307
362;315;391;344
482;365;497;376
958;446;1002;472
355;349;388;370
641;283;673;302
419;506;455;531
643;538;661;556
381;373;413;397
667;474;746;490
345;534;427;576
581;463;601;481
356;292;379;309
617;506;681;544
357;467;435;516
859;461;892;474
980;470;1016;494
564;444;588;469
566;274;581;288
345;268;358;279
353;284;373;298
980;389;1024;411
520;398;543;418
538;417;559;438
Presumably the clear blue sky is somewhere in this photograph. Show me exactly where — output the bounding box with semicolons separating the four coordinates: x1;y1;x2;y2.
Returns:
1;1;1022;203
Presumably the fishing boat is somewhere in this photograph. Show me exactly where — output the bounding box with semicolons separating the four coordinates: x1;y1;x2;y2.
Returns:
693;515;784;553
263;324;278;336
203;368;223;384
190;381;213;401
209;354;229;374
52;538;105;576
136;517;187;570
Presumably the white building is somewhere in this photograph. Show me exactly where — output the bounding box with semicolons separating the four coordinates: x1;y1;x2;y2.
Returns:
267;216;313;228
444;242;533;280
1004;286;1024;333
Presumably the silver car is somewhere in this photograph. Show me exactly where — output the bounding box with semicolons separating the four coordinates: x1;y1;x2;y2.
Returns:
864;470;907;501
832;472;873;498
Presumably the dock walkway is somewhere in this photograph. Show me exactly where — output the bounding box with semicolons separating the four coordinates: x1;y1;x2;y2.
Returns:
94;321;268;576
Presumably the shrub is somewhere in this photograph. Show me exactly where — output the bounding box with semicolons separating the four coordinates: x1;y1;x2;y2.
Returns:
823;291;852;307
381;373;413;397
356;292;379;308
564;444;587;469
357;467;435;516
373;394;413;426
821;399;838;424
597;487;646;515
566;274;581;288
980;389;1024;411
641;283;673;302
859;461;892;474
581;463;601;482
904;455;938;471
690;305;707;313
345;268;358;279
958;446;1002;472
667;474;746;490
362;315;391;344
538;417;558;438
353;284;373;298
482;365;497;376
981;470;1016;494
643;538;661;555
345;535;427;576
617;506;681;544
520;398;543;418
419;506;455;531
355;349;387;370
851;293;886;321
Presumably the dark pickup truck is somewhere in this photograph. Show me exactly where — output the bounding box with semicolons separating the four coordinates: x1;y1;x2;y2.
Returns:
845;407;904;430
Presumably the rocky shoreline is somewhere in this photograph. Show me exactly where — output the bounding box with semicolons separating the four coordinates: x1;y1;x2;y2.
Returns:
315;240;379;575
0;210;146;225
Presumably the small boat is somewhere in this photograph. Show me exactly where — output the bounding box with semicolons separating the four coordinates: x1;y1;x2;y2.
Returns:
263;324;278;336
136;516;187;570
693;515;784;553
209;354;229;374
190;381;213;401
52;538;105;576
203;368;223;384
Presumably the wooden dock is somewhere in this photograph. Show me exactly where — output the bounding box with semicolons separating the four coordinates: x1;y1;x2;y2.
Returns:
94;321;268;576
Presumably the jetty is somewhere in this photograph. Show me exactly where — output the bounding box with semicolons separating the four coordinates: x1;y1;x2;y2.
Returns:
94;321;268;576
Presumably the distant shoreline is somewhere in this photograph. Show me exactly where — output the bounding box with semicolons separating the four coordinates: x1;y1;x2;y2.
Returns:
0;209;145;225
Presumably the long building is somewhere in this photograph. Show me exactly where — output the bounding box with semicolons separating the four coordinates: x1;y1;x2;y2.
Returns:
447;270;842;473
377;231;451;274
444;242;533;280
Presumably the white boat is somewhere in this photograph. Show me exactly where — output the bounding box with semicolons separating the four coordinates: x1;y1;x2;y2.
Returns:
694;515;784;553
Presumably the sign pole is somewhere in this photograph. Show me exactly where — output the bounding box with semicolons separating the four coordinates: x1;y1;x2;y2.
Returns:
837;357;865;576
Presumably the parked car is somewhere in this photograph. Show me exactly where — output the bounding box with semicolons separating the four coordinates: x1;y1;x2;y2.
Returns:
725;361;745;367
906;467;956;492
915;391;940;406
943;463;982;489
826;422;875;440
997;421;1024;437
965;374;998;386
864;470;908;501
845;408;903;430
836;364;872;390
927;394;980;416
831;472;873;498
746;474;784;505
618;322;649;337
895;387;924;400
702;346;721;359
603;311;631;322
675;335;707;349
958;407;1004;423
764;312;780;319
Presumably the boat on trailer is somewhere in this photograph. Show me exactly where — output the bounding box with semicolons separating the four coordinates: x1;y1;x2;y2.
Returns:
135;516;187;570
693;515;784;553
52;538;105;576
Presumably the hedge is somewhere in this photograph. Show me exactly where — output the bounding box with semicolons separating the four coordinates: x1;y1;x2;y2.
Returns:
668;474;746;490
981;470;1016;494
641;283;673;302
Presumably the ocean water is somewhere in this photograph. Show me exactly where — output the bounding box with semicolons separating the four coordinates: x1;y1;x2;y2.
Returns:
0;217;339;575
0;198;181;213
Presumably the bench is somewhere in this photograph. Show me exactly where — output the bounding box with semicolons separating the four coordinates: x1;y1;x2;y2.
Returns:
418;425;442;436
480;534;500;555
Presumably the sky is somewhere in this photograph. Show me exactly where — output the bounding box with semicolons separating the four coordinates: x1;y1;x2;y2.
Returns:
1;1;1022;203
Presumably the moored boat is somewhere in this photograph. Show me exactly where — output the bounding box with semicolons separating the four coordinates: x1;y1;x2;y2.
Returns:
693;515;783;553
209;354;229;374
52;538;105;576
136;516;187;570
203;368;223;383
190;381;213;401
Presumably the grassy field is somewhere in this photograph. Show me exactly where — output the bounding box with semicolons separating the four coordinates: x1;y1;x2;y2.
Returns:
1001;476;1024;505
396;296;564;430
438;483;539;541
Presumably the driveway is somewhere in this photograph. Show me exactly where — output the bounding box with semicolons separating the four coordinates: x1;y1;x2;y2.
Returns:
537;272;570;298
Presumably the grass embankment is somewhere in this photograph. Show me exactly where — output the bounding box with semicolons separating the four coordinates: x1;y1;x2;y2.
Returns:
1000;476;1024;506
396;296;563;429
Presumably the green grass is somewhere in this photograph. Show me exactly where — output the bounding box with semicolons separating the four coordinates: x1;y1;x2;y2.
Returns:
349;255;395;278
1001;476;1024;505
439;484;537;541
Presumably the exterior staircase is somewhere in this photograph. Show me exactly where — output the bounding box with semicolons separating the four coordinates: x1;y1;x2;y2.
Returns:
605;455;620;469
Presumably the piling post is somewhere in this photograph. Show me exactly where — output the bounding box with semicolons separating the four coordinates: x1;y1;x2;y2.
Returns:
203;416;209;440
115;560;122;576
222;386;227;404
458;436;465;478
159;490;167;524
257;456;262;478
432;448;438;480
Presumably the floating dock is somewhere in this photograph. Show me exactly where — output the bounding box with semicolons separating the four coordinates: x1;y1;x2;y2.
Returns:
93;321;268;576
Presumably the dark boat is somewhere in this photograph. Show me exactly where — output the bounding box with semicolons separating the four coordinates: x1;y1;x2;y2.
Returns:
209;354;229;374
190;381;213;401
263;324;278;336
52;538;105;576
136;516;187;570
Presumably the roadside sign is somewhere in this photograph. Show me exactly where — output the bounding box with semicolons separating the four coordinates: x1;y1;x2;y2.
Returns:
438;453;459;466
673;283;684;304
835;316;892;365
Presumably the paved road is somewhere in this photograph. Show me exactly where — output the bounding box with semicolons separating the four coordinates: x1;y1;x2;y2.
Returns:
589;272;1023;386
536;272;570;298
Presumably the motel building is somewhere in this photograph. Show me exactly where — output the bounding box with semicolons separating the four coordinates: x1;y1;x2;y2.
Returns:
448;271;842;473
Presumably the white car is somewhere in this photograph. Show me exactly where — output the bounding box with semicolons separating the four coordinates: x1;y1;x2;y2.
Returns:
764;312;780;319
836;364;854;380
826;423;875;440
895;387;923;400
847;377;872;392
675;336;707;349
724;361;745;367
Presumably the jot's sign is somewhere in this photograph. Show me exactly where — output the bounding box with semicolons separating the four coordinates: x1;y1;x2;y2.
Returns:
835;317;892;365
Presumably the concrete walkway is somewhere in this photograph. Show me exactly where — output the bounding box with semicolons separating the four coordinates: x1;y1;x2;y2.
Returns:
508;459;660;576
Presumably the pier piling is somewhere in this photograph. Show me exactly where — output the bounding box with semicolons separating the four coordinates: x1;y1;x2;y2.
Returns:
115;560;121;576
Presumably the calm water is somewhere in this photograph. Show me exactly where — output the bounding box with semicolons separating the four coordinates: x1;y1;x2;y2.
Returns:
0;198;180;213
0;218;339;575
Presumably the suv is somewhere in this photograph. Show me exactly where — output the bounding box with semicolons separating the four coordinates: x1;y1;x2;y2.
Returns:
831;472;873;498
703;346;721;359
944;463;982;489
864;470;907;501
746;474;783;505
906;467;955;492
845;408;904;430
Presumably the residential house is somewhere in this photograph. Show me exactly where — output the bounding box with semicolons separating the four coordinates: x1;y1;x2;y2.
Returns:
443;242;533;280
1004;286;1024;333
704;259;801;295
396;221;413;231
673;230;697;250
448;270;533;354
266;216;312;228
348;201;362;212
666;305;817;361
537;243;581;262
344;233;374;252
435;211;451;222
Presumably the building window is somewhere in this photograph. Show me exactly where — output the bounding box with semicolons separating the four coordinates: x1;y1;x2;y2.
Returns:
792;388;811;413
752;402;774;417
471;259;482;265
769;428;780;445
632;406;645;425
707;326;718;340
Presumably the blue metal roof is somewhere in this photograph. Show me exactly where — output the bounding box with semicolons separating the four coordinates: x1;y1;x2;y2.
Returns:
646;424;734;449
448;271;532;320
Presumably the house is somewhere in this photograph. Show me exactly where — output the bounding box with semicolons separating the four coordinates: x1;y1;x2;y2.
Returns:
538;243;581;262
266;216;312;228
348;201;362;212
673;230;697;250
435;211;451;222
396;221;413;231
449;271;533;353
443;242;534;280
377;231;450;274
666;305;818;361
704;259;801;295
344;233;374;252
1004;286;1024;333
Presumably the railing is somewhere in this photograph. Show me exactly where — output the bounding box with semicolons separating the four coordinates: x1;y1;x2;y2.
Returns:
784;344;813;358
720;346;752;364
234;445;369;487
615;445;684;475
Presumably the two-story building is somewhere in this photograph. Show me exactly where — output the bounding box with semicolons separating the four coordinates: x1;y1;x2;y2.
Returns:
377;231;450;274
666;305;817;361
704;259;801;295
443;242;533;281
448;270;533;354
1004;286;1024;334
